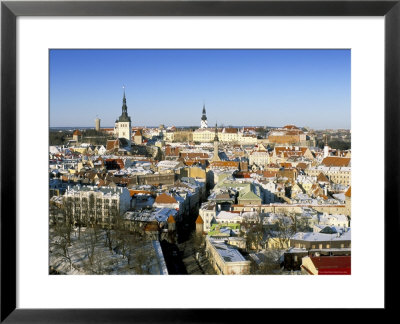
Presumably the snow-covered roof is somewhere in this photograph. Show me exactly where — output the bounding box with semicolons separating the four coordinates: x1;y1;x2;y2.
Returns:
291;229;351;242
208;237;247;263
123;207;177;223
216;211;240;221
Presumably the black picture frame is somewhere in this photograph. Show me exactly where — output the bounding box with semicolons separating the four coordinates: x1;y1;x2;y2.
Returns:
1;0;397;322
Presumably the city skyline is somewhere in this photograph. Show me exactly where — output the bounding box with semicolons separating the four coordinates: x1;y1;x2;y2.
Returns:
50;49;351;129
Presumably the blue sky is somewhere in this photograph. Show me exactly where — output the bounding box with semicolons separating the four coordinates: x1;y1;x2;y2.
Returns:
49;49;350;129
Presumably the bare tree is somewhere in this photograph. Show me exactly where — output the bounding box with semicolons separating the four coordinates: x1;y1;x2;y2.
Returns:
250;251;283;275
49;201;61;225
270;215;295;250
241;220;264;252
61;197;74;244
131;239;154;274
88;194;96;226
83;227;97;269
50;219;74;272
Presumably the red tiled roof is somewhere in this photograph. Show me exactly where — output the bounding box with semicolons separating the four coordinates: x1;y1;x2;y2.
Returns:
310;256;351;275
296;163;308;170
115;159;124;169
263;170;277;178
167;215;176;223
210;161;239;168
345;186;351;198
155;193;177;204
180;152;209;160
106;139;118;151
283;125;299;130
321;157;351;167
223;128;238;134
73;130;82;136
317;172;329;182
195;215;204;224
129;189;153;197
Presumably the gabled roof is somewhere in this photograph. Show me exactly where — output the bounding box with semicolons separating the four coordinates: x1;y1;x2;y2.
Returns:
317;172;330;183
345;186;351;198
167;215;176;223
106;139;119;151
239;189;261;200
195;215;204;224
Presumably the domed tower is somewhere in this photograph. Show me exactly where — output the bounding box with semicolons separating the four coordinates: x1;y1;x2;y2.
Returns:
200;104;208;129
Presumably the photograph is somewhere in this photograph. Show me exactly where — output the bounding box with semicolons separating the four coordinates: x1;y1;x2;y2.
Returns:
48;49;352;276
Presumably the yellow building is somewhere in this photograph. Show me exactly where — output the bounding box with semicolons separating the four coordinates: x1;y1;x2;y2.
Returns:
206;237;251;275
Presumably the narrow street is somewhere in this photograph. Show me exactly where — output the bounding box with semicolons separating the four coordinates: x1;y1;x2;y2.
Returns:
161;208;216;275
178;240;216;275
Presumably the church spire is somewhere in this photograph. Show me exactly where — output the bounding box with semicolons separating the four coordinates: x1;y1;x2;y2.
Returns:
214;123;219;142
201;104;207;121
200;103;208;128
118;86;131;122
212;122;220;162
122;86;127;114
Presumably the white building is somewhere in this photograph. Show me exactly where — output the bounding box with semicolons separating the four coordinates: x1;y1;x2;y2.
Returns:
260;180;277;203
206;237;251;275
63;185;131;225
193;127;215;142
319;213;349;228
249;144;270;167
199;201;217;232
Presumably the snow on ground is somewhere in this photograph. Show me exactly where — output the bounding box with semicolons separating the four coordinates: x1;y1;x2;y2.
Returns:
49;227;167;275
